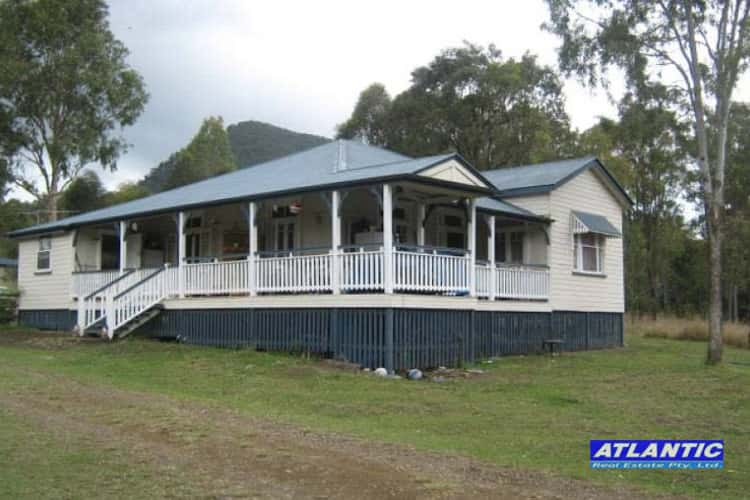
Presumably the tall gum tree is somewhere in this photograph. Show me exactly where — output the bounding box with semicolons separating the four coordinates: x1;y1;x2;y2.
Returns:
0;0;148;221
544;0;750;364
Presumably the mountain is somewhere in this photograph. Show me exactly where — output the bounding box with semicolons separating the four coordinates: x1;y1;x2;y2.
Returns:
227;120;330;168
142;120;330;193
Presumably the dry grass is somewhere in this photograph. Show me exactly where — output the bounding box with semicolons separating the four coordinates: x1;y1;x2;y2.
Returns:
627;315;750;349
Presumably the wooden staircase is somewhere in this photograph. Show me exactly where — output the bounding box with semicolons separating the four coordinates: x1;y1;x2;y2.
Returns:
77;266;178;340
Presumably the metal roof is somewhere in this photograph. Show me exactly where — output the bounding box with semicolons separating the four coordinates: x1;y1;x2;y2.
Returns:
9;142;627;239
572;210;622;237
475;196;547;221
9;141;495;238
0;257;18;267
483;156;632;204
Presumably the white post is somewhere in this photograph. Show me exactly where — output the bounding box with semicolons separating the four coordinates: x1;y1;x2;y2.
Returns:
331;190;341;294
468;199;476;297
248;202;257;296
383;184;394;294
118;220;127;275
105;293;114;339
77;296;85;335
417;202;426;247
177;211;186;298
487;215;496;301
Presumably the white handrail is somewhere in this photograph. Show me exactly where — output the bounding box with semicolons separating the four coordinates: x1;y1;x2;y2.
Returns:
77;268;162;332
184;259;249;295
340;249;384;291
72;270;120;297
256;253;332;293
490;264;550;300
106;266;178;338
475;264;492;298
393;250;470;293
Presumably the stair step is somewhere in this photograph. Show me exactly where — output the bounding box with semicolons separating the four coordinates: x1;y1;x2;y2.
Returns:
115;307;162;339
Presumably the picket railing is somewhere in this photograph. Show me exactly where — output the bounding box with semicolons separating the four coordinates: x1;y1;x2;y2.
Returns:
340;249;384;291
184;259;249;295
107;266;178;337
475;264;492;298
77;251;551;337
72;269;120;297
393;250;470;293
475;264;550;300
256;253;332;293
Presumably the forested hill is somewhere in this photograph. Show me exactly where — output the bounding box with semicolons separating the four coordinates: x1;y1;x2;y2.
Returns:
228;120;330;168
141;120;330;193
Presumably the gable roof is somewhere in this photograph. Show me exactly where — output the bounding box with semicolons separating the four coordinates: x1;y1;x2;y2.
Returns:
483;156;633;206
9;141;496;238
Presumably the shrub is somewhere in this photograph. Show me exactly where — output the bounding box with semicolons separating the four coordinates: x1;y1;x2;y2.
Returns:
0;289;19;324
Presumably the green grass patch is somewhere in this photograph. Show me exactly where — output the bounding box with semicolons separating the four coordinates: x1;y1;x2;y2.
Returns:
0;330;747;499
0;406;192;499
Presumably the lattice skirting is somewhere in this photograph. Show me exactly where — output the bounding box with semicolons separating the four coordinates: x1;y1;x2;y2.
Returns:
18;309;77;331
136;308;624;370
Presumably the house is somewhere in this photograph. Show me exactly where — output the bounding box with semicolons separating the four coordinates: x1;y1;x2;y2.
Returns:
8;140;631;369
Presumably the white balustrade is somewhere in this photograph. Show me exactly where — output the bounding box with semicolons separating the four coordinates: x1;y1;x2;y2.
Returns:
184;259;249;295
393;250;470;293
492;265;549;300
475;264;492;298
108;267;174;336
256;253;332;293
340;249;384;291
72;270;120;297
77;268;164;332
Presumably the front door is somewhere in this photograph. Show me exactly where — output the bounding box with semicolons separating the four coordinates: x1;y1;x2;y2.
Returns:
274;219;296;252
185;230;210;263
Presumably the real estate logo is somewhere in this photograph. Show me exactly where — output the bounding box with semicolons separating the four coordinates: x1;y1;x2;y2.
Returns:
590;440;724;470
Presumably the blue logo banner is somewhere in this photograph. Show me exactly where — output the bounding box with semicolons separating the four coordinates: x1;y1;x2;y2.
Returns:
590;440;724;470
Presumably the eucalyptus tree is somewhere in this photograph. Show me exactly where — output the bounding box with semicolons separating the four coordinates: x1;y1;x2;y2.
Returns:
544;0;750;364
0;0;148;221
338;43;576;169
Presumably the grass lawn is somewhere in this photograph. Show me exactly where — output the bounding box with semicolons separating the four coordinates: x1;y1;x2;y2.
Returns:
0;326;748;499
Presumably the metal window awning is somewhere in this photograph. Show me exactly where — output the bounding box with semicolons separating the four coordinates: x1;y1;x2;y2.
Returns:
571;211;622;238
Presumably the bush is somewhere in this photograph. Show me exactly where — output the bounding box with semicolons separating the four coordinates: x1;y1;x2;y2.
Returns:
0;290;19;324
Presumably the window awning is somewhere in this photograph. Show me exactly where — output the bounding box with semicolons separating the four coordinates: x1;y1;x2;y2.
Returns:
571;211;622;238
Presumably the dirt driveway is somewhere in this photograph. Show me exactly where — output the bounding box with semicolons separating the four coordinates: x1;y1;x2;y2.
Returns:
0;332;666;499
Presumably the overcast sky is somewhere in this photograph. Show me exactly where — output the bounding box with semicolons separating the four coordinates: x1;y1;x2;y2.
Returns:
55;0;628;192
11;0;632;199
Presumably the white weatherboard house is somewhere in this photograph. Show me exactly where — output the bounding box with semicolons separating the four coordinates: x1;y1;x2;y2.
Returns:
9;140;631;369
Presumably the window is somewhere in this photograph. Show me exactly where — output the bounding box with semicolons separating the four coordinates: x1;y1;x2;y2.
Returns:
574;233;604;273
495;231;523;264
37;237;51;271
495;233;507;262
509;232;524;264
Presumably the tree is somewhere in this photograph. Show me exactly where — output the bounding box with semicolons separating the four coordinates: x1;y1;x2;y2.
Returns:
722;103;750;321
338;43;576;168
106;181;150;205
0;0;148;221
163;117;237;190
60;170;106;214
544;0;750;364
336;83;392;144
577;90;690;318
